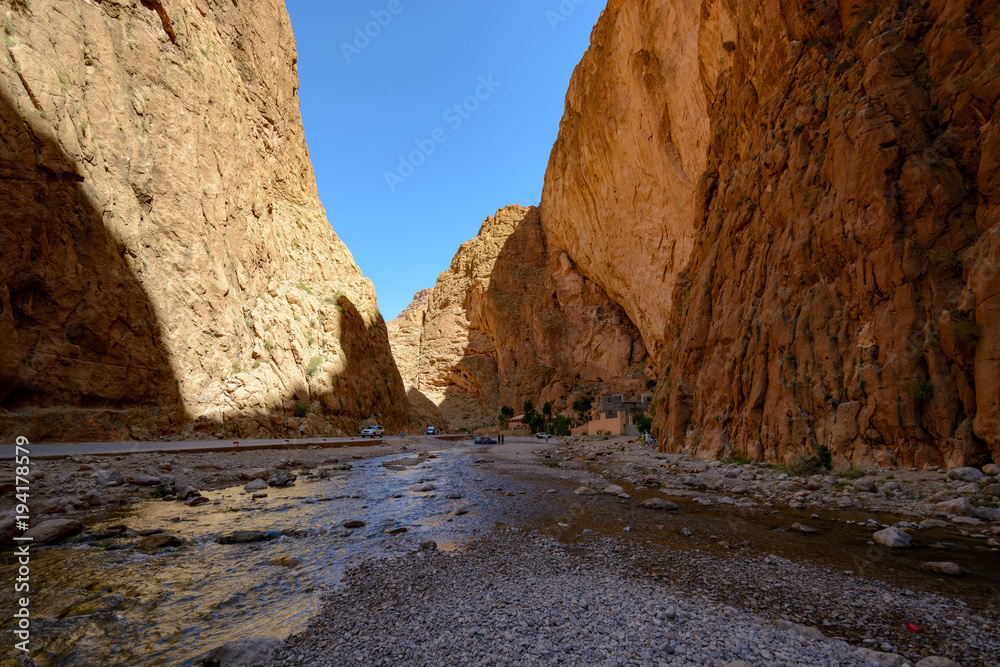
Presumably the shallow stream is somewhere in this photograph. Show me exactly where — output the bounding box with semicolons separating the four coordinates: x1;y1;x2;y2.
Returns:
2;449;489;666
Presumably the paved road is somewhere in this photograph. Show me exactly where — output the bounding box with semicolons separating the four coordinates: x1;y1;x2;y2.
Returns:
3;434;469;459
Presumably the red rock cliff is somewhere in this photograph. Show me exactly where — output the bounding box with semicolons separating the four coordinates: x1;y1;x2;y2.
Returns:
542;0;1000;467
0;0;411;441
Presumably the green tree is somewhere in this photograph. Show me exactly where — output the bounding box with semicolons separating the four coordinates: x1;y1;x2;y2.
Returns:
572;396;593;422
542;402;553;418
553;416;572;436
522;399;534;416
528;412;545;433
499;405;514;427
635;412;652;434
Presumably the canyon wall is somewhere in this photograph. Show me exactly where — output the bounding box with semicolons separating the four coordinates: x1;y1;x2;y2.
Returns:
541;0;1000;467
541;0;719;357
387;205;649;430
0;0;411;441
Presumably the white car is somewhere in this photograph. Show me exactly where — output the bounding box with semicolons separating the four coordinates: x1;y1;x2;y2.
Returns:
535;432;550;439
426;426;437;435
361;425;384;438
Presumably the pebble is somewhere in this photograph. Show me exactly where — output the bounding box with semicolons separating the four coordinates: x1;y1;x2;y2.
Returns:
261;530;977;667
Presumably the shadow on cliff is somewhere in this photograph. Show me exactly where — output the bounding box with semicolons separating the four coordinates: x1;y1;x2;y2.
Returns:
320;295;411;433
430;207;577;430
0;84;185;442
430;218;540;431
406;386;445;431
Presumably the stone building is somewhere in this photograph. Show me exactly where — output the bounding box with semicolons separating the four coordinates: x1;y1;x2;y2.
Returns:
572;393;653;436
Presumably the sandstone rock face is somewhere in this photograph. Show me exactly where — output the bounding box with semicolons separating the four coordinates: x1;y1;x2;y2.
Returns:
385;288;445;430
541;0;1000;467
541;0;715;356
388;205;649;429
386;288;433;388
0;0;410;440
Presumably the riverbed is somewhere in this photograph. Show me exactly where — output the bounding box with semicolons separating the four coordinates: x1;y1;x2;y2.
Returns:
4;438;999;666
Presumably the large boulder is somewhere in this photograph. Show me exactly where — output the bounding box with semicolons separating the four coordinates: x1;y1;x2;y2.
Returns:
873;527;912;548
972;506;1000;522
218;530;276;544
919;561;963;575
94;470;124;487
244;479;267;492
137;534;184;549
132;474;163;486
946;467;984;483
240;469;270;480
267;471;296;487
934;497;974;516
776;480;807;492
641;498;679;510
201;637;285;667
852;478;877;493
24;519;84;544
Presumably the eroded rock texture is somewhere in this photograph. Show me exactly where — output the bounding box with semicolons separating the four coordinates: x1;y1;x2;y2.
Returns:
388;206;648;430
543;0;999;467
0;0;409;441
541;0;716;358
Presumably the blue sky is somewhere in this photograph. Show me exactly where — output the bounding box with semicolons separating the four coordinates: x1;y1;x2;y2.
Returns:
286;0;607;320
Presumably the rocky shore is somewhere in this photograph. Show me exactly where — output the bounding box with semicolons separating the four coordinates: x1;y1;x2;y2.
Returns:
262;526;994;667
550;436;1000;546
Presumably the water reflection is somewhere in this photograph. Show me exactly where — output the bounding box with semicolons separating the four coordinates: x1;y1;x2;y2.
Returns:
2;450;484;666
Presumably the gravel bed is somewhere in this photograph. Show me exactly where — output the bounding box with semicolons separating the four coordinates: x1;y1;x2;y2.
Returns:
264;528;994;667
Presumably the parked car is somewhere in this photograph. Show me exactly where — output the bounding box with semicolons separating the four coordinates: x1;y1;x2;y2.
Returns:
426;426;438;435
475;436;497;444
535;432;550;440
360;425;384;437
